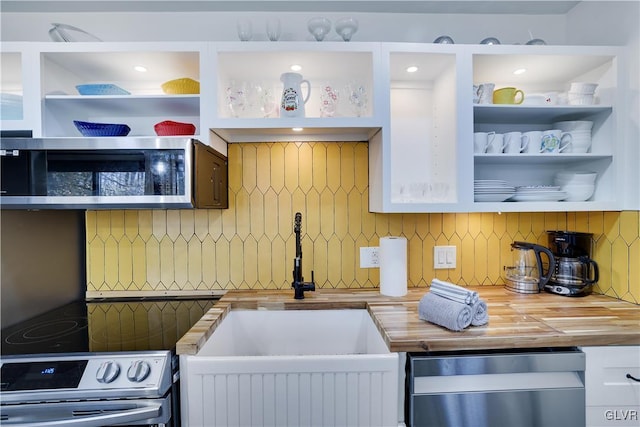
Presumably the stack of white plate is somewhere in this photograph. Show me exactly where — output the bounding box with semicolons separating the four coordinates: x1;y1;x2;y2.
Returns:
511;185;567;202
474;180;515;202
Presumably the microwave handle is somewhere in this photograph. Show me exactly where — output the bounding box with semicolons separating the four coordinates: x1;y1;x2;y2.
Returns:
0;400;162;427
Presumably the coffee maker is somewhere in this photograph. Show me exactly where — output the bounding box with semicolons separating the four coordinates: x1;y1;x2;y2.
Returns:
545;231;599;296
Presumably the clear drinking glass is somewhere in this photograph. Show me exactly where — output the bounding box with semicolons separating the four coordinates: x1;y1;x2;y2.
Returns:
346;82;368;117
226;81;247;117
266;18;281;41
237;18;253;41
320;83;339;117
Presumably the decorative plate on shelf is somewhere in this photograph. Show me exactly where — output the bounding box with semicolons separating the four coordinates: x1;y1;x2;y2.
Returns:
161;78;200;95
154;120;196;136
73;120;131;137
474;193;514;202
511;192;567;202
76;84;130;95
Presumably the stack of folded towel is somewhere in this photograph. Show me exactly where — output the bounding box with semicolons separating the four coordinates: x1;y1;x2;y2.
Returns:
418;279;489;332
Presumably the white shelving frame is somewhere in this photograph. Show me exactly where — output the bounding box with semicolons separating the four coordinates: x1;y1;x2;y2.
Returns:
0;42;628;213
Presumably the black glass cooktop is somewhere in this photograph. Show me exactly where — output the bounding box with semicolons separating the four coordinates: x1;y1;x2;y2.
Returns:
1;298;217;356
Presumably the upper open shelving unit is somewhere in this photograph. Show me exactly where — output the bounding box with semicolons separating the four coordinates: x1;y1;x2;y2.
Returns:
0;41;628;213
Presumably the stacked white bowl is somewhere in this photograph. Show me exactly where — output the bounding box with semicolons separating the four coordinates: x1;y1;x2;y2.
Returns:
568;82;598;105
554;171;597;201
552;120;593;153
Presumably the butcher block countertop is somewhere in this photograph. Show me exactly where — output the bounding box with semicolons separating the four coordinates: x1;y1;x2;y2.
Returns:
176;287;640;355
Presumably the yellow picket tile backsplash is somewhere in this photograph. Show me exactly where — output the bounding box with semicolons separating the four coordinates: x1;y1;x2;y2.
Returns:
86;142;640;304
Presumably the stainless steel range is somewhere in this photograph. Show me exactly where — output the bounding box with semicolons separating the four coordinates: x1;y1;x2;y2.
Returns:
0;298;217;426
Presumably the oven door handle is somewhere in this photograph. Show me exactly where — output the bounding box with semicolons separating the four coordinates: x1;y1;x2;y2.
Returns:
0;399;164;427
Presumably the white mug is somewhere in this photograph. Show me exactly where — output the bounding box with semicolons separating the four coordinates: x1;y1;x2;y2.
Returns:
486;133;505;153
541;129;573;153
473;131;495;153
477;83;495;104
503;131;528;153
522;131;543;154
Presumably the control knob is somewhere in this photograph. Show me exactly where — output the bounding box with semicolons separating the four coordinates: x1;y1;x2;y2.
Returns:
127;360;151;382
96;360;120;383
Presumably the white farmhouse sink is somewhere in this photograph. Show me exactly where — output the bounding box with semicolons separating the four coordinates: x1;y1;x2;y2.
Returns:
181;309;400;427
197;309;390;356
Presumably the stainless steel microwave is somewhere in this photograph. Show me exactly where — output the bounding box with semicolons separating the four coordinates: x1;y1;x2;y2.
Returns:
0;137;228;209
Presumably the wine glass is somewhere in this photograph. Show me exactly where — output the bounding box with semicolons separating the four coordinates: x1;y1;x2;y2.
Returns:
307;17;331;41
335;17;358;42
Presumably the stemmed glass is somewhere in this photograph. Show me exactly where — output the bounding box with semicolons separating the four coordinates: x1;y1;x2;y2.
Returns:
307;17;331;41
335;18;358;42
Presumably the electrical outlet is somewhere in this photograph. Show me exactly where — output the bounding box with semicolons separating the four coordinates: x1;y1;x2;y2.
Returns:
434;245;456;269
360;247;380;268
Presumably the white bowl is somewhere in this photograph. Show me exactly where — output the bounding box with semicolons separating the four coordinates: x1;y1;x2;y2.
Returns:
569;82;598;94
568;92;595;105
522;93;547;105
553;120;593;131
561;184;595;201
554;172;597;185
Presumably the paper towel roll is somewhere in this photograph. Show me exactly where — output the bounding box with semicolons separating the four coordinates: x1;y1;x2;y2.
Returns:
379;236;408;297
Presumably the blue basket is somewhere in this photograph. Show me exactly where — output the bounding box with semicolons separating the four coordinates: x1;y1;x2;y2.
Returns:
73;120;131;137
76;84;130;95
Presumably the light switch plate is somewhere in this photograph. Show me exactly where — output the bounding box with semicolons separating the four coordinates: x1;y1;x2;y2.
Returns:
360;247;379;268
434;245;456;269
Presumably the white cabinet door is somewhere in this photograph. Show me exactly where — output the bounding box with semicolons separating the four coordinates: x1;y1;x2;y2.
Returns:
583;346;640;427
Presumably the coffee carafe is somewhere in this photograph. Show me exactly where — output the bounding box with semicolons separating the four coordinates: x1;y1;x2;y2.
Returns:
504;241;555;294
545;231;599;296
280;72;311;118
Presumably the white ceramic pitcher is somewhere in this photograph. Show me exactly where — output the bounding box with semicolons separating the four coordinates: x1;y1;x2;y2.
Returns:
280;72;311;118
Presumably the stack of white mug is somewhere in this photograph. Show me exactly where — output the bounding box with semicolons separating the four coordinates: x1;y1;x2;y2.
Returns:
474;120;593;154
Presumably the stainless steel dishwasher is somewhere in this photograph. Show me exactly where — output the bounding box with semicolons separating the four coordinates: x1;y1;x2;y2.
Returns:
406;347;585;427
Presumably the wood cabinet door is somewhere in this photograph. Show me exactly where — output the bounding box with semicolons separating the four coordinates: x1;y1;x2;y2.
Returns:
193;141;228;209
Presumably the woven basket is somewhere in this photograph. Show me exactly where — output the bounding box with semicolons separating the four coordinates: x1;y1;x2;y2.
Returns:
154;120;196;136
76;84;130;95
73;120;131;137
161;78;200;95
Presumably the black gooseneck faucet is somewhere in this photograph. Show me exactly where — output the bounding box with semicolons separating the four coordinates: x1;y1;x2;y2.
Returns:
292;212;315;299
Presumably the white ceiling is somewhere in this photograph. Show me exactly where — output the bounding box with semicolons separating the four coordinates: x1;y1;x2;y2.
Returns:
1;1;582;14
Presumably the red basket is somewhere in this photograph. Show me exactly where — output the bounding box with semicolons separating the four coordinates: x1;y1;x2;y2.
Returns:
154;120;196;136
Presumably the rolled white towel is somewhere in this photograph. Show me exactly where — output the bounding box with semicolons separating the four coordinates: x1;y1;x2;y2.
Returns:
430;279;479;305
418;292;472;332
471;299;489;326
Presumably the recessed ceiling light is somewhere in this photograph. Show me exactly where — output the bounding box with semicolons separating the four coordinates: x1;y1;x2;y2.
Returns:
513;68;527;75
290;64;302;72
292;127;304;132
406;66;418;73
134;65;147;73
